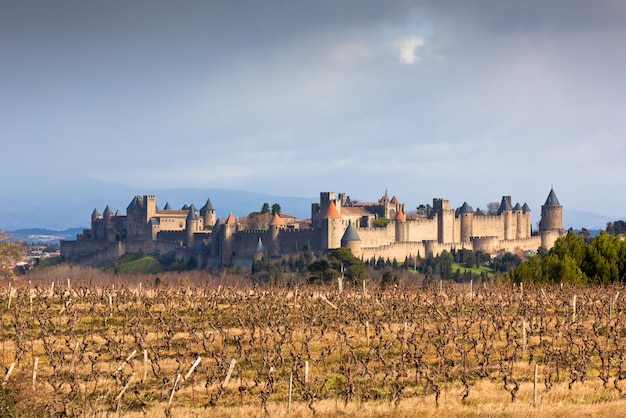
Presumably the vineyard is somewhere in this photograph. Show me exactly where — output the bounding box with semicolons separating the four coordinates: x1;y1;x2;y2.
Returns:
1;265;625;417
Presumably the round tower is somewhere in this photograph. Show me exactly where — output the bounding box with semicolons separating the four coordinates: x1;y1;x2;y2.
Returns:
513;203;523;239
341;221;362;257
394;208;407;242
269;213;286;257
220;213;237;266
522;203;532;237
458;202;474;243
200;197;216;230
498;196;514;240
91;208;102;239
322;200;343;250
186;204;200;248
103;205;114;242
540;188;563;232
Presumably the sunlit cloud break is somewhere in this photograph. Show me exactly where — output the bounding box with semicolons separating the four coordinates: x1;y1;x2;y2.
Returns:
393;36;425;64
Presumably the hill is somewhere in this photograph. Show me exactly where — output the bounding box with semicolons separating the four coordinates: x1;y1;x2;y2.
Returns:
0;178;315;231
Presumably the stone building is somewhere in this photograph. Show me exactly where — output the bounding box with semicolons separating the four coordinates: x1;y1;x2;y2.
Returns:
61;188;565;269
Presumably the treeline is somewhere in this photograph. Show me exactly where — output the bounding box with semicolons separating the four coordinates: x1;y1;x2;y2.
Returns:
514;230;626;285
607;220;626;236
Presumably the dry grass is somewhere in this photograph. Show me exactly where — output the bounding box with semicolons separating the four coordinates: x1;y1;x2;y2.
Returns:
115;380;626;417
0;268;624;417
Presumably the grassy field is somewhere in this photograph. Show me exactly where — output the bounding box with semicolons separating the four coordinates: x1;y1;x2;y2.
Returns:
0;265;624;417
451;262;494;276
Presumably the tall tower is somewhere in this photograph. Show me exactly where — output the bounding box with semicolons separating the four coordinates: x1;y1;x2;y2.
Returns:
434;198;454;244
91;208;102;239
103;205;114;242
498;196;514;240
220;213;237;266
540;188;563;232
200;197;216;230
143;195;157;221
186;204;200;248
395;208;407;242
322;200;343;250
269;213;285;257
458;202;474;243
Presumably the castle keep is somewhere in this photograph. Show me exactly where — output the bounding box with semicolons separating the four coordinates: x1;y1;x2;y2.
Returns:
60;188;565;268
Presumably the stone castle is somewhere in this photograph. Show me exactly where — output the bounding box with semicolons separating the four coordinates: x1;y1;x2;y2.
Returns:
60;188;565;269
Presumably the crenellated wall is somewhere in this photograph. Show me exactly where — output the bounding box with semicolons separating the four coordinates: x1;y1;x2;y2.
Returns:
63;190;564;270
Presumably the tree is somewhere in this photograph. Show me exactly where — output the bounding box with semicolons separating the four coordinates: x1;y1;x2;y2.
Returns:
552;230;586;266
327;247;368;292
260;203;270;214
582;231;621;284
307;259;338;284
271;203;281;216
436;250;454;279
486;202;500;215
415;204;432;217
0;230;24;279
307;248;368;292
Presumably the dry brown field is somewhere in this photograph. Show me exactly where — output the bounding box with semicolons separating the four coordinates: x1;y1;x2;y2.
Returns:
1;265;624;417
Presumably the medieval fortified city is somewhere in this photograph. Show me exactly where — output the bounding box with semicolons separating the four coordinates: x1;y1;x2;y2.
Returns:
61;188;565;269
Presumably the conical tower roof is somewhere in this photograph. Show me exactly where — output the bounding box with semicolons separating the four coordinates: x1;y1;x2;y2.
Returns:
512;203;522;211
458;202;474;214
186;204;199;221
255;237;265;253
544;188;560;206
163;202;172;210
341;221;361;243
91;208;102;219
395;209;406;221
127;195;143;210
225;213;237;225
269;213;286;226
200;197;215;213
103;205;113;217
522;203;531;212
498;197;513;214
323;200;341;219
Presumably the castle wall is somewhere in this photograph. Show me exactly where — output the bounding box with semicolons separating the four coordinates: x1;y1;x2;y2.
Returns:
63;190;564;270
60;240;125;266
158;230;187;242
360;242;426;263
406;218;439;242
229;229;322;261
471;215;505;239
275;229;322;254
497;236;543;254
356;225;397;248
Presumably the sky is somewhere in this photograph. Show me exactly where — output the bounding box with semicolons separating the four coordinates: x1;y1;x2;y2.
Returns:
2;0;626;219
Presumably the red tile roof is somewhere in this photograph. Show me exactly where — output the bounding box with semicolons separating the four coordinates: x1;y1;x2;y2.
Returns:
323;200;341;219
269;213;286;226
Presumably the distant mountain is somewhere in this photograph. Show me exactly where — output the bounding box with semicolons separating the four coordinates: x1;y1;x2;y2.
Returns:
0;179;316;231
563;209;616;231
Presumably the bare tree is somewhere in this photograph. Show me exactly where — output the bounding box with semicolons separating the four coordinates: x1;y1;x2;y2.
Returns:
0;230;25;279
486;202;500;215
